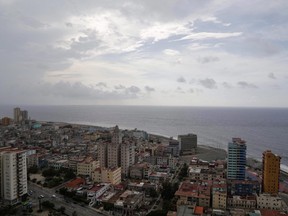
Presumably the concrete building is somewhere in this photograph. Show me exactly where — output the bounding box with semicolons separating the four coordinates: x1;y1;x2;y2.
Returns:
129;162;151;179
13;107;21;123
212;180;227;209
13;107;28;124
107;126;122;168
262;150;281;194
227;195;257;209
257;193;284;210
178;133;197;155
227;138;247;180
77;156;100;177
92;167;121;185
0;147;28;204
120;140;135;177
1;117;12;126
175;180;211;208
98;141;107;167
114;190;144;216
228;180;260;196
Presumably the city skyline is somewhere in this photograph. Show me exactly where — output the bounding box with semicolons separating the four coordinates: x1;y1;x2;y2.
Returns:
1;1;288;107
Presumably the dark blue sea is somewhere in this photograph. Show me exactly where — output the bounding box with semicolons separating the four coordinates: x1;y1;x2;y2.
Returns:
1;105;288;170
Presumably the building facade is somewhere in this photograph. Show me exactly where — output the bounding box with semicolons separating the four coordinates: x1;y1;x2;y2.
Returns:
178;133;197;155
262;150;281;194
120;140;135;177
227;138;247;180
0;148;28;204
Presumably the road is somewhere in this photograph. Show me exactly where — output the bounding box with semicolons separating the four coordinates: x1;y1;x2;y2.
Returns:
28;182;104;216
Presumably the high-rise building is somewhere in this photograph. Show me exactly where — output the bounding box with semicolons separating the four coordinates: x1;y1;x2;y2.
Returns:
13;107;21;123
227;138;247;180
178;133;197;155
13;107;28;124
262;150;281;194
0;147;28;204
121;140;135;177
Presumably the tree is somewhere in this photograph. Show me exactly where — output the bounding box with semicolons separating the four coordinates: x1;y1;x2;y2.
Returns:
58;206;65;214
42;201;55;209
148;188;158;198
178;163;188;181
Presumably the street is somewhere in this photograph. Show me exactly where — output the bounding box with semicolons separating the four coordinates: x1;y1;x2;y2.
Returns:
28;182;104;216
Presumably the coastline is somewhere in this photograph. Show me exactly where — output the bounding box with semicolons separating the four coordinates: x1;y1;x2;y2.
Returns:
36;121;288;173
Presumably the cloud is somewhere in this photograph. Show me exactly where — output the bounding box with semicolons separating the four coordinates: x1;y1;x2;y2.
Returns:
199;78;217;89
197;56;219;64
177;76;186;83
96;82;107;88
126;86;141;94
222;82;233;89
268;72;276;79
163;49;180;56
145;86;155;92
179;32;242;41
237;81;258;89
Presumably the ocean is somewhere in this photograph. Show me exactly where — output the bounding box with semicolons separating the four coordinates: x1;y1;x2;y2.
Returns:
1;105;288;170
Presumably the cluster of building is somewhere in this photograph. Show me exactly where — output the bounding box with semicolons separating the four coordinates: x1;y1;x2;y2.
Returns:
0;107;287;216
169;138;287;216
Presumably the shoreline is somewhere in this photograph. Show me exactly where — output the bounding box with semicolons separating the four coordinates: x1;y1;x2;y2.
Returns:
35;120;288;172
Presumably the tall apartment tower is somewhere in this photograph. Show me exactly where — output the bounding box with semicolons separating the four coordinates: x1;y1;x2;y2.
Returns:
107;126;122;168
262;150;281;194
0;148;28;204
13;107;21;123
121;140;135;177
227;138;247;180
98;141;108;167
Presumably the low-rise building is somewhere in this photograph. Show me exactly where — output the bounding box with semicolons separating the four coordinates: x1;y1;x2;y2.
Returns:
257;193;284;210
77;156;100;177
92;167;121;185
175;180;211;207
227;195;257;209
114;190;144;216
129;162;151;179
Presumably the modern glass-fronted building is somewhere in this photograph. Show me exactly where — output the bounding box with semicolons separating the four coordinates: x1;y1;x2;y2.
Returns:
227;138;247;180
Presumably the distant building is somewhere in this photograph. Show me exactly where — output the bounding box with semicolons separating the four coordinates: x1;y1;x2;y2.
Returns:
13;107;21;123
227;138;246;180
178;133;197;155
13;107;28;124
262;150;281;194
1;117;12;126
0;147;28;205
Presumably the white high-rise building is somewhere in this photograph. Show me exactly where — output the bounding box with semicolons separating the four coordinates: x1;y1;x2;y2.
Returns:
0;148;28;204
121;140;135;177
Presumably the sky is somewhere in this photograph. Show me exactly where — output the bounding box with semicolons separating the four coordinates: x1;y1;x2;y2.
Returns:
1;0;288;107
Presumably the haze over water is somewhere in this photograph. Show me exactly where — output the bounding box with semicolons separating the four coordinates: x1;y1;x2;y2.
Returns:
1;105;288;169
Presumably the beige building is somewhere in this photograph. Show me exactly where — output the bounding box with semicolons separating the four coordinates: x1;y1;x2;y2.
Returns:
77;157;100;177
227;195;257;209
212;180;227;209
92;167;121;185
0;148;28;204
257;193;284;210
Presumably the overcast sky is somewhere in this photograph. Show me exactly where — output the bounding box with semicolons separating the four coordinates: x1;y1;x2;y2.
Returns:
1;0;288;107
